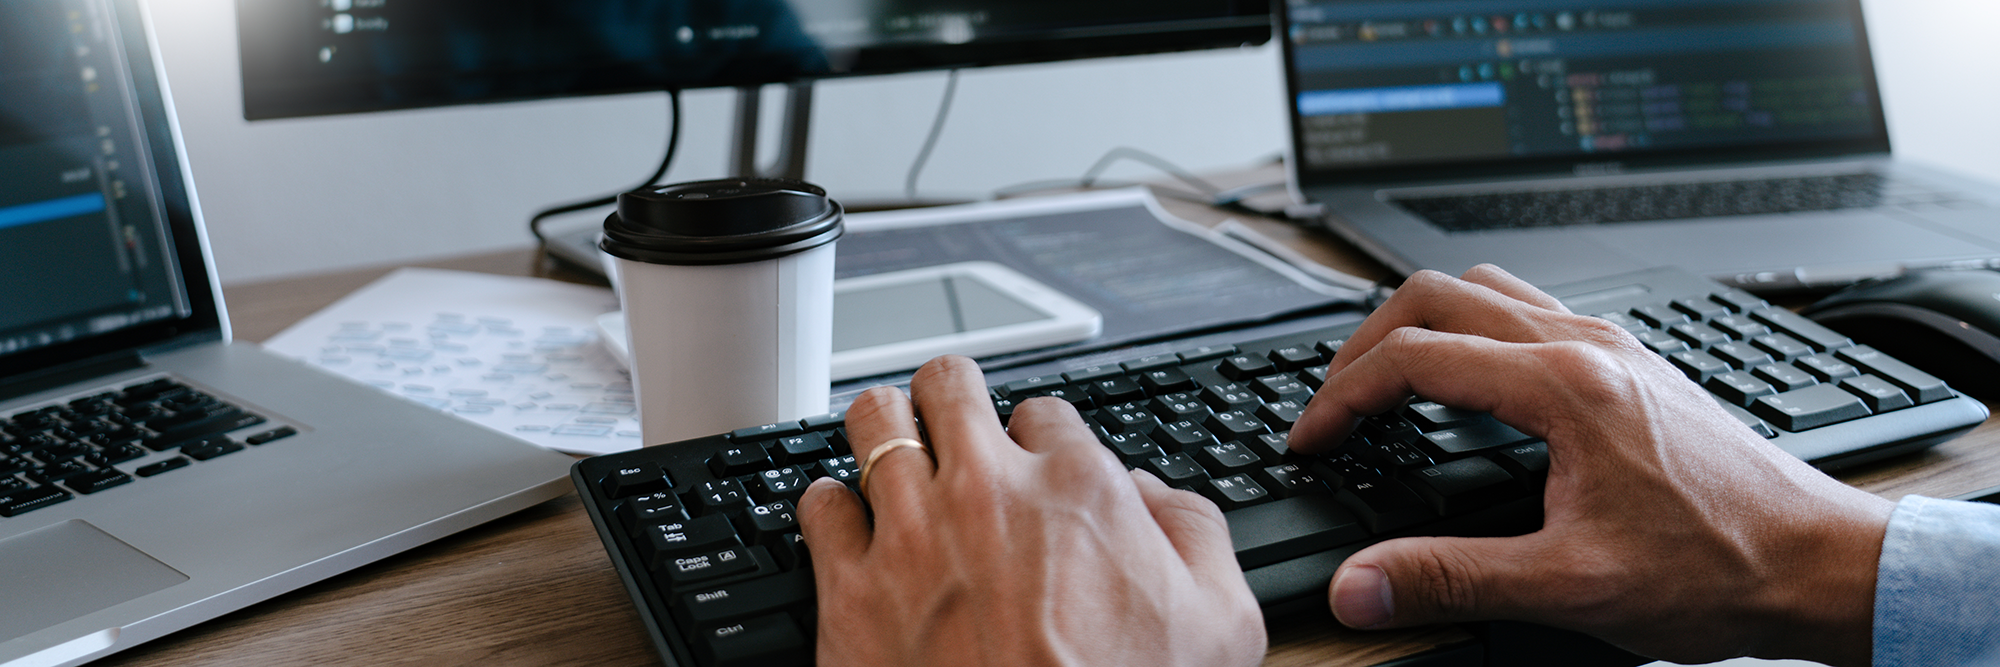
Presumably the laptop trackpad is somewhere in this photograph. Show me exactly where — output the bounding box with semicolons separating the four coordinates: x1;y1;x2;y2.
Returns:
0;520;188;639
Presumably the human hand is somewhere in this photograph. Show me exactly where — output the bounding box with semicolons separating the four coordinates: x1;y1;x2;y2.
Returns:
1288;266;1895;666
798;356;1266;667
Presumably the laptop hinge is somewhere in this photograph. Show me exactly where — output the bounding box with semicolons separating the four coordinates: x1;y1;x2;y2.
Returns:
0;351;146;404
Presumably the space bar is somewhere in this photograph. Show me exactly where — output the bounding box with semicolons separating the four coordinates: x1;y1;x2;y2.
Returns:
1227;495;1369;570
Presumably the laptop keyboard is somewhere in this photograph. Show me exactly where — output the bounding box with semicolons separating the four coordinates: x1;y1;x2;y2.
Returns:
570;267;1986;667
0;379;296;517
1392;173;1956;232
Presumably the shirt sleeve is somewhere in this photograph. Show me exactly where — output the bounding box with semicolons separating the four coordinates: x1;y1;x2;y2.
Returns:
1874;495;2000;666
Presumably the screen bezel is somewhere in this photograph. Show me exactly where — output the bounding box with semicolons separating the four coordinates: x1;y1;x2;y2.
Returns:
1278;0;1895;188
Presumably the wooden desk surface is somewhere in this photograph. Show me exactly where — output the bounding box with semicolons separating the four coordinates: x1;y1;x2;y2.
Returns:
99;193;2000;667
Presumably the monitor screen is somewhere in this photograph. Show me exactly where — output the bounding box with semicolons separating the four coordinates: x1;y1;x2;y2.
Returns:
1281;0;1887;175
236;0;1270;120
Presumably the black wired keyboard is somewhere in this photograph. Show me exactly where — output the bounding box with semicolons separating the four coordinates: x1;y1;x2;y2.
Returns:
571;267;1988;667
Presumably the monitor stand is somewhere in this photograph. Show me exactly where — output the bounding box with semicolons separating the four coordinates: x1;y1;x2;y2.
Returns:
541;83;815;279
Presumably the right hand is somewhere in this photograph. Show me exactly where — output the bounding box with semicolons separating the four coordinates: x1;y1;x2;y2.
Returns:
1288;266;1896;667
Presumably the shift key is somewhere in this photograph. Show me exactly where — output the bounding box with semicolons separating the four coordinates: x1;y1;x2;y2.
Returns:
672;569;815;634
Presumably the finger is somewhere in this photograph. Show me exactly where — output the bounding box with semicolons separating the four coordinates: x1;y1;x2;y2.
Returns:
1459;264;1570;314
798;477;870;563
1328;270;1572;377
905;356;1011;470
1291;328;1571;454
1127;470;1242;588
1006;396;1109;457
844;385;935;511
1330;534;1551;629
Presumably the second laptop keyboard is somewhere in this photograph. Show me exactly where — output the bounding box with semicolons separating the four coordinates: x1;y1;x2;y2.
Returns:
571;266;1988;667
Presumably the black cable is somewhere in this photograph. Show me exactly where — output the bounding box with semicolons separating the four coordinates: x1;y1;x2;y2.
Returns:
1077;146;1226;198
904;69;960;202
528;88;683;244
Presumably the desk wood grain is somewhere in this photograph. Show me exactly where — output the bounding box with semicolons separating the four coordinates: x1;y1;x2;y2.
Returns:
106;205;2000;666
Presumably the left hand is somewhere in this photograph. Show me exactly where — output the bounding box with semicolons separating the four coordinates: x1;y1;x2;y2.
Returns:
798;355;1267;666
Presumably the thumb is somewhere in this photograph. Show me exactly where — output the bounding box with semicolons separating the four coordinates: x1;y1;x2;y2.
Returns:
1330;535;1543;629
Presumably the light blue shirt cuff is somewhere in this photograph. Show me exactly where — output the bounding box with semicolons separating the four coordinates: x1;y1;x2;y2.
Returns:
1874;495;2000;666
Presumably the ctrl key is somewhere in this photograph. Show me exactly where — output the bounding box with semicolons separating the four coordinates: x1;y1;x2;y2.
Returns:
692;613;810;667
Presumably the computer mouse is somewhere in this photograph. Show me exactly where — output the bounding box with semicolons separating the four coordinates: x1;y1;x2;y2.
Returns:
1803;270;2000;399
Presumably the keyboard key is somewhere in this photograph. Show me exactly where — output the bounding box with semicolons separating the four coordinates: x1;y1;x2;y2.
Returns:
1636;330;1689;356
135;457;190;477
1752;363;1819;393
1796;354;1862;383
1200;384;1260;412
1147;393;1209;423
1839;375;1915;413
1403;457;1520;517
671;569;814;634
1085;376;1146;404
1416;419;1535;457
1217;355;1277;382
0;485;70;516
1001;375;1064;396
1748;308;1853;352
1267;346;1324;371
691;479;754;515
800;411;846;431
1094;403;1159;434
1835;345;1953;404
662;545;770;588
1705;371;1778;407
1708;342;1774;370
1750;333;1814;362
1192;442;1263;476
602;462;672;499
1252;461;1329;498
620;491;689;529
640;515;741;570
1490;442;1550;485
1195;474;1271;511
1752;384;1872;432
1227;495;1365;569
1630;303;1689;328
1140;453;1209;489
1155;420;1221;453
772;433;834;465
1203;411;1269;441
1669;323;1729;349
1246;432;1293;465
1709;289;1769;314
1716;401;1778;439
693;612;810;667
143;411;265;451
1404;402;1484;431
810;455;860;484
1708;314;1770;341
1121;355;1181;373
710;446;775;478
245;426;298;445
745;467;810;505
1179;345;1237;363
1062;365;1124;384
1336;477;1437;533
1593;311;1646;333
1671;297;1729;322
1135;368;1198;395
63;469;132;495
1102;432;1164;465
1669;350;1731;383
1255;400;1306;429
730;422;803;442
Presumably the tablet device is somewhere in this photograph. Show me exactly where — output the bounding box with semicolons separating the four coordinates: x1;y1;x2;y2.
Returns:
597;261;1101;381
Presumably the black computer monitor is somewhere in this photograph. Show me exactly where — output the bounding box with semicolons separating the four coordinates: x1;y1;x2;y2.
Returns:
235;1;1271;121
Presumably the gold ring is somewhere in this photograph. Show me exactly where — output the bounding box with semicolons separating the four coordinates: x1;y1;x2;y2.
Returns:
858;437;929;500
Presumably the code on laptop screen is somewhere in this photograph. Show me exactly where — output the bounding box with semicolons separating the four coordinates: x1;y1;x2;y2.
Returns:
0;0;188;358
1283;0;1882;170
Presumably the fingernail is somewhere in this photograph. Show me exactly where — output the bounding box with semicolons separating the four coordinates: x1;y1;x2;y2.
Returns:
1331;565;1394;629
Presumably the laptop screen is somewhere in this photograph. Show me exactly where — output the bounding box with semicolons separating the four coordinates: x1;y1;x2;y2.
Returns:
0;0;216;379
1282;0;1888;176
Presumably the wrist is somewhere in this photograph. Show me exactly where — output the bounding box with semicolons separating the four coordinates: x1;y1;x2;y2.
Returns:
1750;482;1894;667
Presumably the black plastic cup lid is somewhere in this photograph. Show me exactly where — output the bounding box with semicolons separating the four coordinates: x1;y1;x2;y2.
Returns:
600;178;844;266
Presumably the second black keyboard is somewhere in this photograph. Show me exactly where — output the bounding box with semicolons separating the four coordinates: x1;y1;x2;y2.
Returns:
572;266;1988;667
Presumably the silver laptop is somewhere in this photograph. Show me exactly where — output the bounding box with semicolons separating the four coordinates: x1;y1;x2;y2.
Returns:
0;1;574;665
1279;0;2000;292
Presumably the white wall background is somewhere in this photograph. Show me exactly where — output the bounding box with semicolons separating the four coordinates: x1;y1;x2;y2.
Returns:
150;0;2000;285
